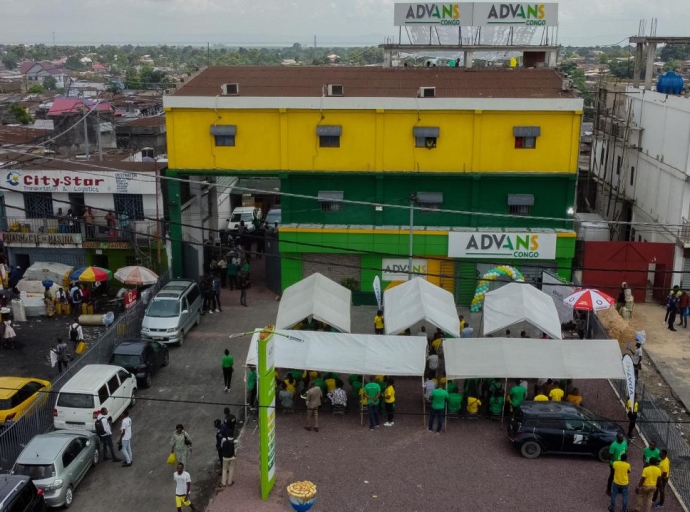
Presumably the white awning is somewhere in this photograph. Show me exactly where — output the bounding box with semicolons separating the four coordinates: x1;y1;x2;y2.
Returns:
383;277;460;337
444;338;625;379
246;330;427;376
275;273;352;333
483;282;563;340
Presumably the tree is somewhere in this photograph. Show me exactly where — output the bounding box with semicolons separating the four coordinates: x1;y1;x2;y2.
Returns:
9;103;32;124
608;59;635;79
660;44;690;62
28;84;45;93
560;60;577;74
65;55;83;70
2;57;17;70
663;59;681;72
43;75;57;90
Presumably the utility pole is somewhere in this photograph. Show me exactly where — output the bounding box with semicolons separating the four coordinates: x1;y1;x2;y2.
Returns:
408;194;416;281
207;43;210;67
83;116;90;158
96;109;103;161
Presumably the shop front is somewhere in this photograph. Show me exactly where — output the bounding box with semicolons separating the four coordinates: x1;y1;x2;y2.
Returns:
280;226;576;306
3;232;87;269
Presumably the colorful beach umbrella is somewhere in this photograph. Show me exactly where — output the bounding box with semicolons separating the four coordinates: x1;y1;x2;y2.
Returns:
69;266;113;283
114;266;159;286
563;288;615;311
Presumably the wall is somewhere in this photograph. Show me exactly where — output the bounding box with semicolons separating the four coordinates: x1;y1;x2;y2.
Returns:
166;107;581;174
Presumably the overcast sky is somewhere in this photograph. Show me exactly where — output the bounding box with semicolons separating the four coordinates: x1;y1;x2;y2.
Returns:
0;0;686;47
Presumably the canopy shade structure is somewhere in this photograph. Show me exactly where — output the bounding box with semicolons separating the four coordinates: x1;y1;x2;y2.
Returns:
246;329;427;377
275;273;352;333
383;278;460;337
444;338;625;380
483;282;563;340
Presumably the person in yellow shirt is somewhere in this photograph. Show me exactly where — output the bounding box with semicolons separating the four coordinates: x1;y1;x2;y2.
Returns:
374;310;385;335
549;382;564;402
383;378;396;427
635;460;662;512
533;389;549;401
626;398;639;440
467;395;482;416
284;375;297;395
609;453;631;512
431;337;443;353
565;387;583;406
653;450;670;508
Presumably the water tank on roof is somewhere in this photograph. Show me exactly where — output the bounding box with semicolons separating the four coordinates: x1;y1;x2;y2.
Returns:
656;71;684;95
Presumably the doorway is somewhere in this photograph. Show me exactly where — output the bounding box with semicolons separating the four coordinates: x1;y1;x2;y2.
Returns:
68;193;85;217
92;254;109;269
14;253;31;270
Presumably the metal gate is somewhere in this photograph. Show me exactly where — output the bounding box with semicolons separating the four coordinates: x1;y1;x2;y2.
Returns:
181;242;200;280
7;248;86;269
682;257;690;290
264;232;281;296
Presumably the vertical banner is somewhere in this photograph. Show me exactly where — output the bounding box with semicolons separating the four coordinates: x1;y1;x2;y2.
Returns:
621;354;636;409
124;288;138;310
373;276;382;308
258;326;277;501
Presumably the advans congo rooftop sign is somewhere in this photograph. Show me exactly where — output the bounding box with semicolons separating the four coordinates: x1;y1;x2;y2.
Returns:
394;3;558;27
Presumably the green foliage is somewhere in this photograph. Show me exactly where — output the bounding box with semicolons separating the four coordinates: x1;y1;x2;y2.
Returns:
28;84;45;93
607;59;635;79
560;60;577;74
663;59;681;72
9;103;32;124
43;75;57;90
106;81;122;94
65;55;83;70
660;44;690;62
340;277;360;292
571;68;594;121
2;56;17;70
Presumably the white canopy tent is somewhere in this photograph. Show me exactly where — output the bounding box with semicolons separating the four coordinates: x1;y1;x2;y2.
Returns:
246;329;427;376
444;338;625;380
383;278;460;337
483;282;563;340
275;272;352;333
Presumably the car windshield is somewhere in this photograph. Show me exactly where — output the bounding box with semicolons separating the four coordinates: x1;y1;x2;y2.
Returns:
266;211;281;223
147;299;180;318
0;398;11;410
111;354;143;367
57;393;94;409
13;463;56;480
574;408;605;429
231;211;255;222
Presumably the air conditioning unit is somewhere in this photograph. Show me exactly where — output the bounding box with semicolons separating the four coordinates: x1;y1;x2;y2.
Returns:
418;87;436;98
221;83;239;96
562;78;573;91
327;84;344;96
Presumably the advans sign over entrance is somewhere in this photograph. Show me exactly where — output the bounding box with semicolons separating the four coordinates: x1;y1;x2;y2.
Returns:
448;232;557;260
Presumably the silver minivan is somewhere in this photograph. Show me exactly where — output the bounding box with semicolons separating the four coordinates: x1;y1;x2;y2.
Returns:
140;279;202;346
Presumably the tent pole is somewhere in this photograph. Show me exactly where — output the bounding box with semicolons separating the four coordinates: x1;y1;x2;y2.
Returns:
501;377;508;427
243;366;247;421
422;376;426;426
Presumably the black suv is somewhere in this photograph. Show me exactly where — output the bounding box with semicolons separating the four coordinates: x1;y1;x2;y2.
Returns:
508;401;625;461
108;339;169;388
0;475;46;512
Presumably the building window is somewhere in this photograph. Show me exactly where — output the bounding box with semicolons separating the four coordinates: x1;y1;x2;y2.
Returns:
616;156;622;175
630;166;635;186
125;256;139;266
113;194;144;220
318;191;343;213
514;136;536;149
507;194;534;216
415;137;437;149
316;125;342;148
214;135;235;146
417;192;443;213
24;192;53;219
413;127;440;149
509;204;532;215
319;135;340;148
600;146;605;165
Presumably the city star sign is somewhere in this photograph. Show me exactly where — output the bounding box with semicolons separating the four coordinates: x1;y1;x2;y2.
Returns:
5;170;157;194
393;2;558;27
448;232;557;260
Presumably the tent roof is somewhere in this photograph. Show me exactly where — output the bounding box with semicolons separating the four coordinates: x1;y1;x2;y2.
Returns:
246;329;427;376
275;273;352;333
383;278;460;337
444;338;625;379
483;282;562;340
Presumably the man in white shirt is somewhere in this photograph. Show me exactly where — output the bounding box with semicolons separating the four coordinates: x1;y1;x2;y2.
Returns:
461;325;474;338
424;377;436;402
174;463;197;512
119;409;133;466
427;351;439;377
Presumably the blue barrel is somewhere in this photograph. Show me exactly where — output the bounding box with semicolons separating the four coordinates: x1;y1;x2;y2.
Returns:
657;71;684;95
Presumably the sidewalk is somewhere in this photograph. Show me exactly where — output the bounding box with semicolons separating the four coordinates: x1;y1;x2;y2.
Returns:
630;303;690;411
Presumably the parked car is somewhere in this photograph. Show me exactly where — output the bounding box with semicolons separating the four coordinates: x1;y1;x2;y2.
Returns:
265;207;281;227
0;474;46;512
109;339;169;388
227;206;261;232
508;401;625;461
53;365;136;431
12;430;100;508
140;279;203;346
0;377;51;428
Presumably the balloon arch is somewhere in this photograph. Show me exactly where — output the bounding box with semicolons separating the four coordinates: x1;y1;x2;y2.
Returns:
470;265;525;312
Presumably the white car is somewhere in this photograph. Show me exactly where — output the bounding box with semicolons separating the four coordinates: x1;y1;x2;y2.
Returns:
227;206;261;232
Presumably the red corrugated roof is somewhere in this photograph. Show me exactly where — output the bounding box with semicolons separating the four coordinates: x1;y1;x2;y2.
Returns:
47;98;117;116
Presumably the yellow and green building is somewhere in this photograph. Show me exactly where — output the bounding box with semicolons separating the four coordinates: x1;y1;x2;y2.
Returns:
164;66;582;304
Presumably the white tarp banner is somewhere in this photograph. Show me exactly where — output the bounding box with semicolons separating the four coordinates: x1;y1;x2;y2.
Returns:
483;282;562;340
444;338;625;379
275;273;352;333
383;277;460;337
246;330;427;377
541;271;577;324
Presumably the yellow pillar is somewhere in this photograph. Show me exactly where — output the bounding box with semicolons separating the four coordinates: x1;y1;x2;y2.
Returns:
471;110;483;171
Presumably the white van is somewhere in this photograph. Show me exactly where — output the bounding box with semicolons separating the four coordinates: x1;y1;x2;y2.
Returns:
140;279;202;345
228;206;262;232
53;364;137;431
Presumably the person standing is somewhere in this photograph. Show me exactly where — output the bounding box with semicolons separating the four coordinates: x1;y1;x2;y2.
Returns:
170;424;193;466
665;286;679;331
212;274;222;312
118;210;131;241
383;378;396;427
82;207;95;238
627;398;640;440
609;453;631;512
607;433;628;495
549;381;565;401
630;342;643;381
214;419;227;468
220;435;236;487
679;291;690;328
173;463;197;512
96;407;122;462
428;386;448;433
635;459;662;512
642;441;661;465
237;271;248;307
217;257;227;288
364;379;381;430
55;338;70;374
70;283;83;318
221;349;234;392
302;381;322;432
653;449;670;509
508;379;527;412
226;254;239;291
374;310;385;335
119;410;133;467
69;321;84;350
223;407;237;439
247;366;257;410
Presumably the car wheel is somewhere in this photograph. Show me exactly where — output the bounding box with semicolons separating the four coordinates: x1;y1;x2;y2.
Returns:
92;446;100;466
129;389;137;408
178;332;184;347
520;441;542;459
597;445;610;463
144;373;152;388
64;485;74;508
162;351;170;367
